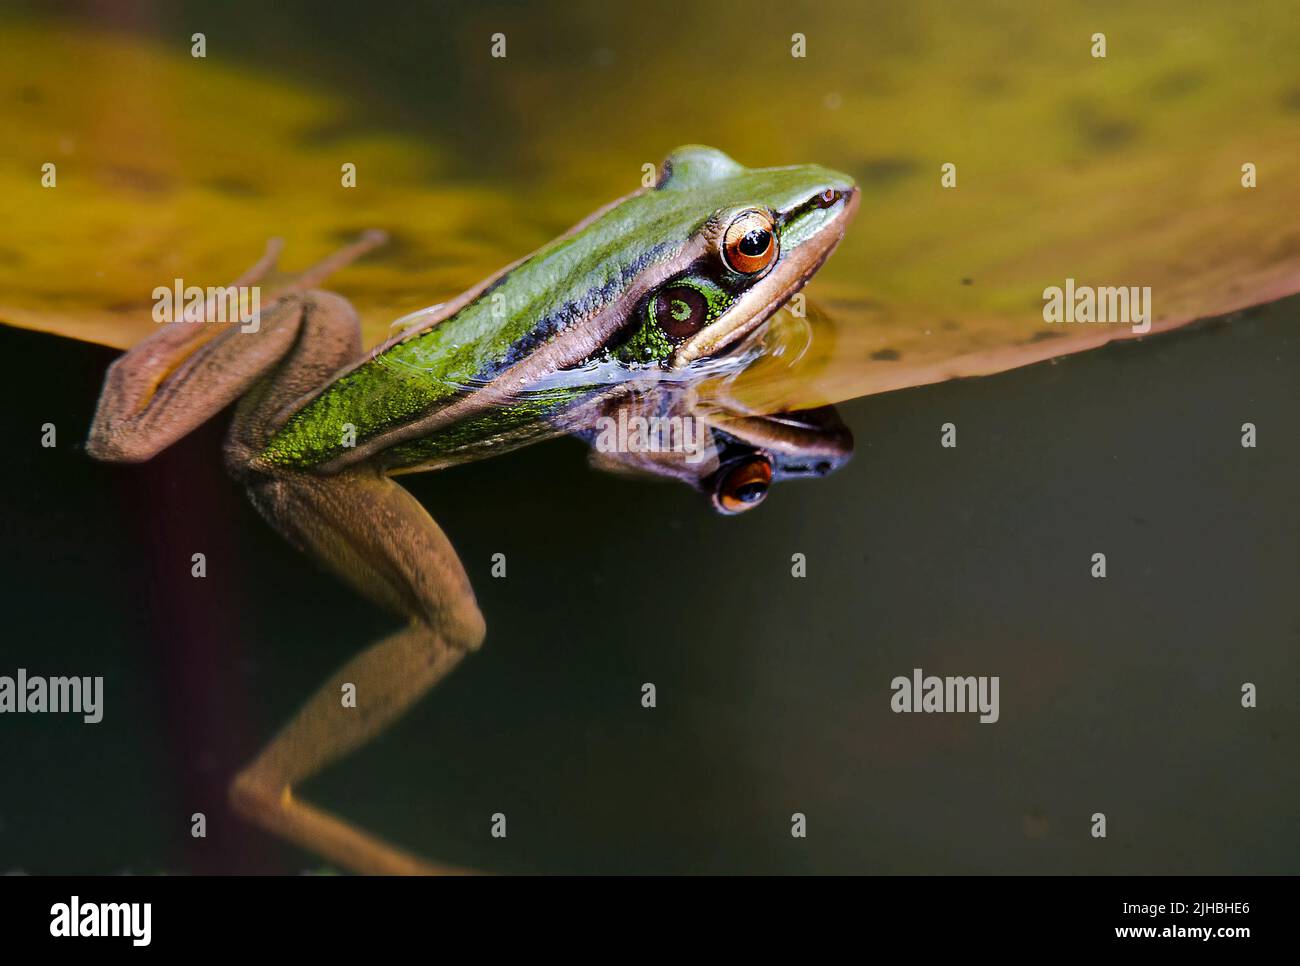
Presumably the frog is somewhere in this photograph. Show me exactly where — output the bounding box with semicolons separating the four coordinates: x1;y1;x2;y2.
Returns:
85;145;859;873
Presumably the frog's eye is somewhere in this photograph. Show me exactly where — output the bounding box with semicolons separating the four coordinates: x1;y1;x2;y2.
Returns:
650;284;709;339
722;209;778;275
712;455;773;514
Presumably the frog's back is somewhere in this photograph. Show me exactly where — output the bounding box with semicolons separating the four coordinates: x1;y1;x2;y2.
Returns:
260;197;691;468
259;195;703;469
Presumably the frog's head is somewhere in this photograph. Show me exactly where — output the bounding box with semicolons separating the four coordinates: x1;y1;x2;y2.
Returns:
605;145;858;370
566;147;858;513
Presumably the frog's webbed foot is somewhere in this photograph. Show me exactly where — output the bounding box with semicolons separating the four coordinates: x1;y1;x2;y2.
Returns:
229;465;486;875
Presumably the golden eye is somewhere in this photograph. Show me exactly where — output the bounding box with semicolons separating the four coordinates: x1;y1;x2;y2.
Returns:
651;284;709;339
722;210;777;275
713;456;773;514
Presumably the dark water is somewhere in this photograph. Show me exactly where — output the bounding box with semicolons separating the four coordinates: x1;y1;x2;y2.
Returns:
1;293;1296;874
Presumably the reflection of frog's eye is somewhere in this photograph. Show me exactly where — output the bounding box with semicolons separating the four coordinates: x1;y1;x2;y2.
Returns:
713;456;773;514
651;285;709;339
722;210;777;275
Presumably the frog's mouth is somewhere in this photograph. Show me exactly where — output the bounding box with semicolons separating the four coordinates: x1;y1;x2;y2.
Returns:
669;185;859;367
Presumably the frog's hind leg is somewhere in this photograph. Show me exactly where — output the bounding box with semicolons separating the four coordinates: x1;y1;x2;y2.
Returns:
216;296;486;875
227;463;486;875
89;230;484;873
86;232;385;463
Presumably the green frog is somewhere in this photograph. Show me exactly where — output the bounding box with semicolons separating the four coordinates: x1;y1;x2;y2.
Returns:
86;145;858;873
